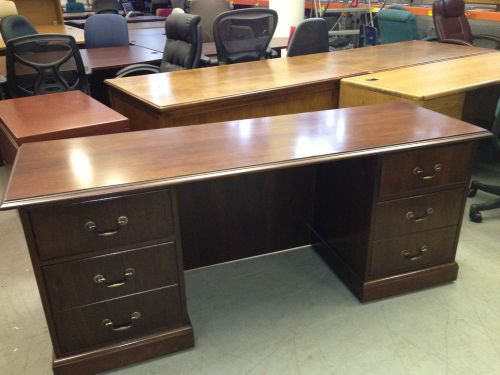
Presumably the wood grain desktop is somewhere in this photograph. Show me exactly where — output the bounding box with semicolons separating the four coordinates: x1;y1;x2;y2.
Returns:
1;103;490;373
0;24;85;51
106;41;494;130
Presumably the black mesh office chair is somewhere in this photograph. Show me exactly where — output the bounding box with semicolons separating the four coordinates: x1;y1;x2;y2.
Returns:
93;0;120;14
213;8;278;65
468;98;500;222
6;34;89;97
0;15;37;43
116;12;202;76
287;18;329;57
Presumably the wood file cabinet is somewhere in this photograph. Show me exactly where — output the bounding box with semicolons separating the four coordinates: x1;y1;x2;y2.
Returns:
314;142;476;301
18;190;194;374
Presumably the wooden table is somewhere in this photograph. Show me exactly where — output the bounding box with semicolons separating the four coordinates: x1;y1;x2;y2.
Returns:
0;24;85;52
0;103;490;374
65;15;166;29
105;41;494;131
63;12;95;20
0;91;129;164
339;53;500;121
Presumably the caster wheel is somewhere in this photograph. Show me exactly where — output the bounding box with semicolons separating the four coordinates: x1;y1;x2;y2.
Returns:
468;182;478;198
469;204;482;223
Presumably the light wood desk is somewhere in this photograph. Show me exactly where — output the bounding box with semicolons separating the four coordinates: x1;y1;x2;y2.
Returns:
0;24;85;52
105;41;494;131
339;53;500;121
1;103;490;374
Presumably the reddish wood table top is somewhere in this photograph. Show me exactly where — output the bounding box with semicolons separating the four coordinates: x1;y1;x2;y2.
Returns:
0;91;129;144
65;15;166;28
0;45;163;76
1;103;489;209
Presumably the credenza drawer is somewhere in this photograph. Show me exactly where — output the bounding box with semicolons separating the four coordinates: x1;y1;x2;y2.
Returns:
373;188;464;241
379;143;475;197
370;226;457;277
30;190;175;260
54;285;184;354
43;242;179;312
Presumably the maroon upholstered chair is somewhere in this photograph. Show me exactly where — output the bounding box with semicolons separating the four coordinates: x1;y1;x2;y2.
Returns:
432;0;500;48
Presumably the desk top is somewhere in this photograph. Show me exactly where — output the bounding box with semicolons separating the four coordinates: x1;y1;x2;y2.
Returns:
0;91;128;144
65;15;166;28
105;41;492;111
1;103;489;209
341;53;500;100
0;45;163;76
63;12;94;20
0;24;86;51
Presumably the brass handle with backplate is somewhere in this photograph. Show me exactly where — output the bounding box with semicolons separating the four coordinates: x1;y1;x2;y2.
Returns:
101;312;141;332
413;164;442;180
84;216;128;237
93;268;135;288
406;208;434;222
401;245;428;261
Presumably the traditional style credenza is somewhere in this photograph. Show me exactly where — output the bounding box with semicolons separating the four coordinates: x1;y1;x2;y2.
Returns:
0;103;490;374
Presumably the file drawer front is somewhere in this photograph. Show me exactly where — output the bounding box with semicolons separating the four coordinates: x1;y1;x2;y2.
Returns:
44;242;179;312
373;188;464;240
30;190;175;260
54;286;184;354
370;227;457;277
379;143;475;197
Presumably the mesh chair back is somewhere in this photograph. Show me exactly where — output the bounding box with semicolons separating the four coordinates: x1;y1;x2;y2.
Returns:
377;9;420;44
0;1;18;19
93;0;120;14
287;18;329;57
121;1;135;15
189;0;230;42
6;34;89;97
0;15;37;43
213;8;277;65
85;14;129;48
161;12;202;71
66;2;85;13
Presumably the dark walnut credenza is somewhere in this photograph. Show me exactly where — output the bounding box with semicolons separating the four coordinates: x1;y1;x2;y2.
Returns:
0;103;490;374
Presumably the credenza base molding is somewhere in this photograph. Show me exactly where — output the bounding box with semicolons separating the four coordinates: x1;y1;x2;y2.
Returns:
312;238;459;303
52;324;194;375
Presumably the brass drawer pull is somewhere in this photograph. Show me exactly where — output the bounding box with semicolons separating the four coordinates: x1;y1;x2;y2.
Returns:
84;216;128;237
401;245;428;261
101;311;141;332
406;208;434;222
93;268;135;288
413;164;442;180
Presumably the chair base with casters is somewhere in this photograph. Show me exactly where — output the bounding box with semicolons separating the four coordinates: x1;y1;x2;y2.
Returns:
467;98;500;223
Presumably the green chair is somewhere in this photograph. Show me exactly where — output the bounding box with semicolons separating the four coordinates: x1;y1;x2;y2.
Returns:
377;8;421;44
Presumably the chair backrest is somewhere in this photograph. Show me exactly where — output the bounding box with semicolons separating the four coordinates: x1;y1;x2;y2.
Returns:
213;8;278;65
84;14;129;48
66;2;86;13
189;0;230;42
121;1;135;15
156;8;173;17
171;0;186;9
0;1;18;19
377;8;420;44
359;25;379;47
287;18;329;57
151;0;171;15
6;33;89;97
432;0;473;44
160;12;202;71
93;0;120;14
0;15;37;43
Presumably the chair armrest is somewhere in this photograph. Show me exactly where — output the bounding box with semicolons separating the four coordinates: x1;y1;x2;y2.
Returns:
438;38;473;46
472;34;500;48
115;64;161;78
0;75;7;84
422;36;438;41
84;65;92;75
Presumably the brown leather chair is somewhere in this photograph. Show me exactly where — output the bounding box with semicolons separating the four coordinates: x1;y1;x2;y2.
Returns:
432;0;500;48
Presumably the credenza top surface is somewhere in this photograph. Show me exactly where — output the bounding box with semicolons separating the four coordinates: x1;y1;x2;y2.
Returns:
341;53;500;100
104;41;492;110
1;103;489;209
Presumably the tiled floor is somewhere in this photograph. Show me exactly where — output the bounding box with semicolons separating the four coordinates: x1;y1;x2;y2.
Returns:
0;154;499;375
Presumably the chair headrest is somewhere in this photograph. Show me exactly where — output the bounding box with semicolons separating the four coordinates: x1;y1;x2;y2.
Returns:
165;13;201;43
437;0;465;18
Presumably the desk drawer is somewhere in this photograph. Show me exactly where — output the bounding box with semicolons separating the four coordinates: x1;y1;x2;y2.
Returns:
43;242;179;312
370;226;457;277
379;143;475;197
373;188;464;241
30;190;175;260
54;285;183;354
